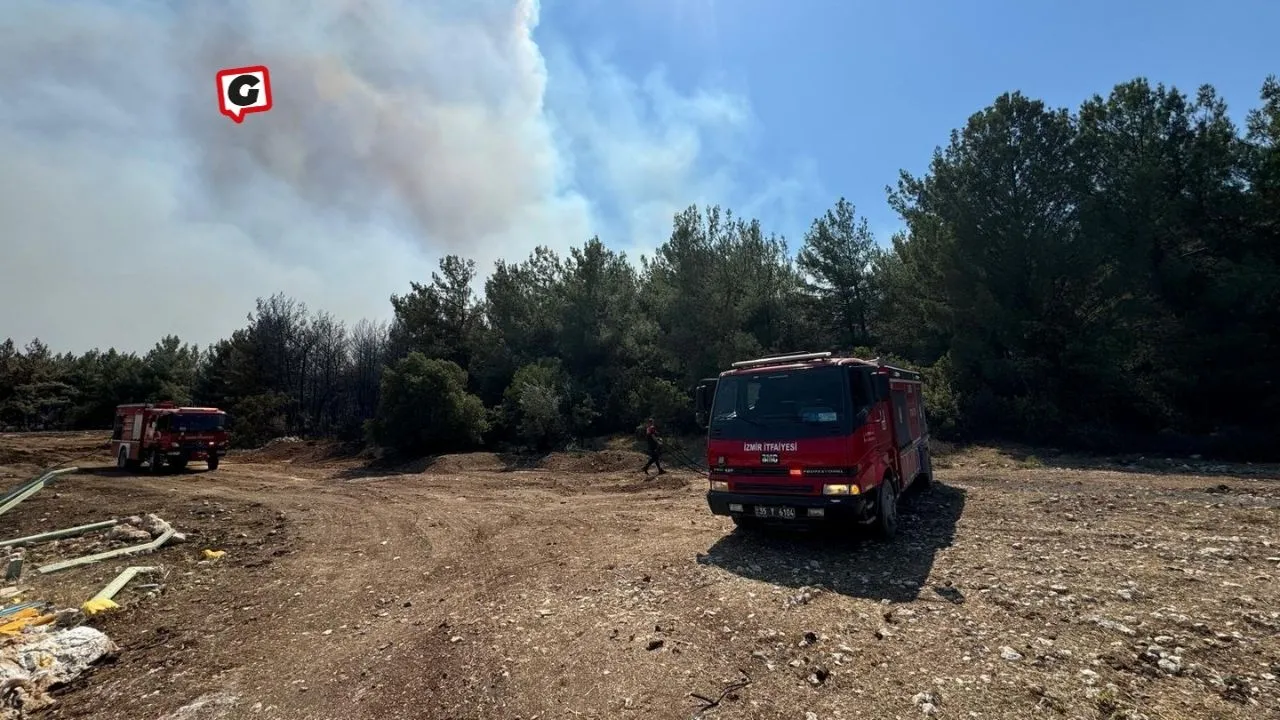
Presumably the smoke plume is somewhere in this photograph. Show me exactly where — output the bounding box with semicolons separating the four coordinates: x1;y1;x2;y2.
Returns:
0;0;804;352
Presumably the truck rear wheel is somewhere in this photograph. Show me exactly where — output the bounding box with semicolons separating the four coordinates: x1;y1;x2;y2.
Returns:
117;447;129;470
873;474;900;540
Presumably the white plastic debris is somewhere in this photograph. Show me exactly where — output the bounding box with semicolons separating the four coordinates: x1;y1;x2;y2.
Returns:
0;625;118;718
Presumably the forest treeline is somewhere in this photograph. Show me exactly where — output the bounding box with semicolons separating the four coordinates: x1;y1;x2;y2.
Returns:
3;76;1278;459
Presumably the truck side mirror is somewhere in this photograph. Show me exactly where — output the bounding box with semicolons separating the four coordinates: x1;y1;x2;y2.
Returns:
694;379;716;429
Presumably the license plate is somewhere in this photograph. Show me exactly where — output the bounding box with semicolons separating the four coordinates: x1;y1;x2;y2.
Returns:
754;505;796;520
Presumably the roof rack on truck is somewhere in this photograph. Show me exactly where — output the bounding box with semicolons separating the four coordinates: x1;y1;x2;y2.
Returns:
874;361;922;383
729;351;832;370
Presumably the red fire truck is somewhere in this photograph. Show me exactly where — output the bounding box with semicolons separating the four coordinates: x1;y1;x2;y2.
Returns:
694;351;932;538
110;402;229;473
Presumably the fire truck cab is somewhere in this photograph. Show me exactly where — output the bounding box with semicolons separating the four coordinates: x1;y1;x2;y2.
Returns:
111;402;229;474
694;351;932;538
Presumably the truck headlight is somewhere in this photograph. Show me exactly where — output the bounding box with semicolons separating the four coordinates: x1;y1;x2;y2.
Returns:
822;484;859;495
710;480;730;492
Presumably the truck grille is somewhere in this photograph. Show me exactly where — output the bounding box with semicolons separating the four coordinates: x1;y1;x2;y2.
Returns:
734;482;815;495
170;442;222;453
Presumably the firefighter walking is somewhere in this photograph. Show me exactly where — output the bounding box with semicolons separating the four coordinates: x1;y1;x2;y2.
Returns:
642;417;666;476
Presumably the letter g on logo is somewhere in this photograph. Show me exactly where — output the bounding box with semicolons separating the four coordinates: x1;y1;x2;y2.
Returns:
216;65;273;123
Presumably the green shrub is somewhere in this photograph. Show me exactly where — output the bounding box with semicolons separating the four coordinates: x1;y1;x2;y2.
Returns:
920;353;962;439
625;376;691;431
229;392;291;448
369;353;488;455
499;359;569;449
515;378;567;450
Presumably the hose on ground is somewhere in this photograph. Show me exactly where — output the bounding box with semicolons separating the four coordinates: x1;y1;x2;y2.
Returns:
655;439;708;474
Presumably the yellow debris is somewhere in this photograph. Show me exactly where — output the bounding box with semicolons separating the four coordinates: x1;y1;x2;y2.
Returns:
81;597;120;615
0;607;40;634
201;549;226;560
0;609;55;635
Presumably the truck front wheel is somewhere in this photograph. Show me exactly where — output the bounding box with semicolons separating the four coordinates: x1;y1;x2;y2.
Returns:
208;455;220;471
873;474;900;540
148;449;164;475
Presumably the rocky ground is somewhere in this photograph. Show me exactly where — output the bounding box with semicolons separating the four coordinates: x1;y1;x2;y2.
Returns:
0;432;1277;720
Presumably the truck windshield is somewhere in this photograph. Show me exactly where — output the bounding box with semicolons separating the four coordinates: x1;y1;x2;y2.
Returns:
171;414;225;432
709;366;850;440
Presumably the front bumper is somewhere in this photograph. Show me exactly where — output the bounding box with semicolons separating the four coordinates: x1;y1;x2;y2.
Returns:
165;445;227;459
706;491;871;522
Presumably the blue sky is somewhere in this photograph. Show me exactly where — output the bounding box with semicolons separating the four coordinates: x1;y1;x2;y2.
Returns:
535;0;1280;247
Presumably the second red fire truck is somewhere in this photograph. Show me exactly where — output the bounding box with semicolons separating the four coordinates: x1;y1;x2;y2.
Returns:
694;351;932;538
110;402;229;473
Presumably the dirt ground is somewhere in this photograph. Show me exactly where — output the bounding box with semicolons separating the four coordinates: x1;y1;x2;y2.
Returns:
0;432;1277;720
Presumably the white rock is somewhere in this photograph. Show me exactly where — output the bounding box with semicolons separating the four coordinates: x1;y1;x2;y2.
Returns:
1090;616;1136;636
999;646;1023;661
105;524;152;543
139;513;174;537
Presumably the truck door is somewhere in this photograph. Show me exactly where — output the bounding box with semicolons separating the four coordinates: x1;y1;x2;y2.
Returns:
890;387;911;449
890;384;920;482
905;383;922;439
